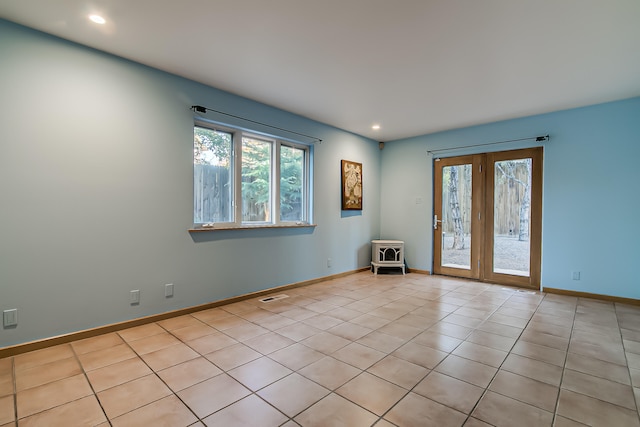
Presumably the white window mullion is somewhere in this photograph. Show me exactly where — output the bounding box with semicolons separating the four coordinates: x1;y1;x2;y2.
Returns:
304;147;311;223
233;131;243;225
273;141;281;224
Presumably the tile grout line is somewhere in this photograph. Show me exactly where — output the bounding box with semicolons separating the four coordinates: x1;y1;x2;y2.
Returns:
549;292;577;427
11;344;113;426
403;282;502;423
161;308;299;423
449;288;545;425
263;279;454;425
11;357;17;427
300;300;411;425
152;315;312;425
430;286;514;426
186;318;302;424
615;302;640;424
361;282;521;425
556;297;640;425
122;321;206;425
71;343;114;427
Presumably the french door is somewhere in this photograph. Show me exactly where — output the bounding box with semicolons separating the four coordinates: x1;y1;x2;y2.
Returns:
433;147;543;288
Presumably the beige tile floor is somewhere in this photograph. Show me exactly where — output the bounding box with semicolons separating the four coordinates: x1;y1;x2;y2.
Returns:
2;272;640;426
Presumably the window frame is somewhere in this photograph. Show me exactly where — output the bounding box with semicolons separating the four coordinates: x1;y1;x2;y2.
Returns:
193;120;313;230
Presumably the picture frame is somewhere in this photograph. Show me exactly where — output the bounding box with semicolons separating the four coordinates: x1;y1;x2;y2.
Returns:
341;160;363;210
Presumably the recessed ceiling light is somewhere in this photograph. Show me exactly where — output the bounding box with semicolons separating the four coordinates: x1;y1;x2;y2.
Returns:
372;124;381;130
89;14;106;24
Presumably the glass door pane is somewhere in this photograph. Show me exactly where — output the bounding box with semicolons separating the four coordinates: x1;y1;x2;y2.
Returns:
434;155;481;280
441;163;473;270
484;147;542;288
492;158;532;276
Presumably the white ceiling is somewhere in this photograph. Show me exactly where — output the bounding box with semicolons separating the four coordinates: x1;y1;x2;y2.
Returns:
2;0;640;141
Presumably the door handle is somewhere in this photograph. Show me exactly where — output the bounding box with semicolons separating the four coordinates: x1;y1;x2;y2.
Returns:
434;214;443;230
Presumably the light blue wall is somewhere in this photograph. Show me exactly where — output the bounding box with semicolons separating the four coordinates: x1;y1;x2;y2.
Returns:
2;18;638;348
381;97;640;299
0;20;381;347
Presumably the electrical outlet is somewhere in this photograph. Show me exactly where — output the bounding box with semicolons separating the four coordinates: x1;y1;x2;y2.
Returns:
327;258;332;268
165;283;174;298
130;290;140;305
572;271;581;281
3;309;17;327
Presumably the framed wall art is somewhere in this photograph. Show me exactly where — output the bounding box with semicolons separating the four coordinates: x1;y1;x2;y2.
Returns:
341;159;362;210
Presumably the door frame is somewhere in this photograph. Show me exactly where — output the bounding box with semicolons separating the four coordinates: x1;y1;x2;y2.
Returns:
433;147;543;289
433;155;484;280
483;147;543;288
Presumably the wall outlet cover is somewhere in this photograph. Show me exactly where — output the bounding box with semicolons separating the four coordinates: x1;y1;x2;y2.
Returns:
165;283;174;298
3;309;18;327
130;290;140;305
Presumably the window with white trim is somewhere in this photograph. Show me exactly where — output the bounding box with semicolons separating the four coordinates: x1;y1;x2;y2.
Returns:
194;122;311;228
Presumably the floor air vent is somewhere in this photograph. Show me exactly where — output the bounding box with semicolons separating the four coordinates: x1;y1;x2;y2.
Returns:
501;288;537;295
259;294;289;303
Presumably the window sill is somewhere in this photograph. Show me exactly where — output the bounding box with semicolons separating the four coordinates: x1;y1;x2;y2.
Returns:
189;223;317;233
